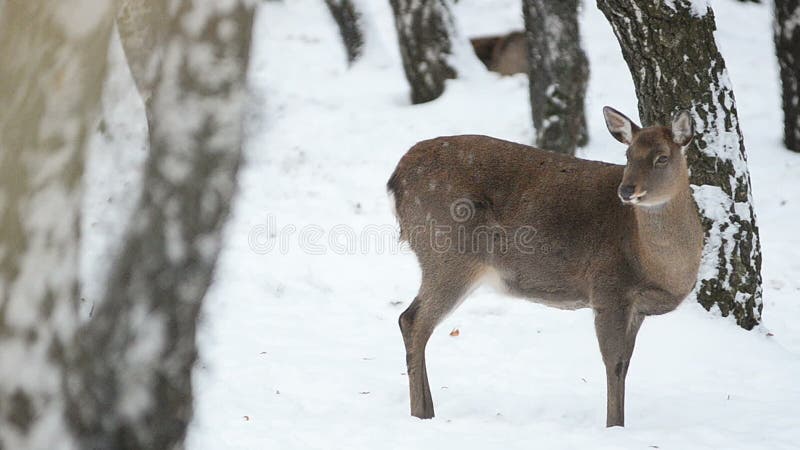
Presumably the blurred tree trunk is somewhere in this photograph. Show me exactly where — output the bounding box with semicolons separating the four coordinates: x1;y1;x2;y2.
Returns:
0;0;115;448
523;0;589;155
774;0;800;152
325;0;364;65
65;0;256;448
598;0;763;329
116;0;169;109
389;0;457;104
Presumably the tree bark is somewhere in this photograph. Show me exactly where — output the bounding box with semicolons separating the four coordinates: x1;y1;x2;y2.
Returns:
325;0;365;65
597;0;763;329
774;0;800;152
116;0;169;106
0;0;115;448
65;1;256;448
523;0;589;154
389;0;457;104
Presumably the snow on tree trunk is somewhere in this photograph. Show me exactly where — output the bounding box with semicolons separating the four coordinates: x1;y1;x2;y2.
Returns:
774;0;800;152
597;0;763;329
65;1;256;448
389;0;457;104
523;0;589;155
325;0;365;65
0;0;115;448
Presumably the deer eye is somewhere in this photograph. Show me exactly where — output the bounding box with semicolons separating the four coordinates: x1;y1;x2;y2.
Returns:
655;155;669;166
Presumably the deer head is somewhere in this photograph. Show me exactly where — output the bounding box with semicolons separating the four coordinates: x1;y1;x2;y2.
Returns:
603;107;694;207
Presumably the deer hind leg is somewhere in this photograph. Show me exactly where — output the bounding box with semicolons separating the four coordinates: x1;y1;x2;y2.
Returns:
593;305;644;427
399;262;483;419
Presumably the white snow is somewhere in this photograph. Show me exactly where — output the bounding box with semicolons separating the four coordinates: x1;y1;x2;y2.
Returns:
691;184;737;289
664;0;710;18
82;0;800;449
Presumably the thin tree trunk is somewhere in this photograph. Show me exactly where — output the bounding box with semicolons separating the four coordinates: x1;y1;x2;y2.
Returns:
0;0;115;448
389;0;457;104
65;1;256;448
774;0;800;152
597;0;763;329
523;0;589;154
325;0;365;65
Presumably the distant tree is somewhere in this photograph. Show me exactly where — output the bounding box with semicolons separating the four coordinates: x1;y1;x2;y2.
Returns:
774;0;800;152
0;0;115;447
325;0;365;65
389;0;457;104
523;0;589;155
66;0;256;448
598;0;763;329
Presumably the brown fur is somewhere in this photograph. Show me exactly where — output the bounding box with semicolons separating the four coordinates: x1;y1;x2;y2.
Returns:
469;31;527;76
388;109;703;426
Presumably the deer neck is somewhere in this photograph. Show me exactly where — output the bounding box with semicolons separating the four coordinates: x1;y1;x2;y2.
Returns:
629;181;702;296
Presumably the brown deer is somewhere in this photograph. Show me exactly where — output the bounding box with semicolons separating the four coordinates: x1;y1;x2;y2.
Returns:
387;107;703;427
470;31;527;76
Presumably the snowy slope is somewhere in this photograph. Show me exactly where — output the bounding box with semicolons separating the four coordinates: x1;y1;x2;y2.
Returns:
82;1;800;449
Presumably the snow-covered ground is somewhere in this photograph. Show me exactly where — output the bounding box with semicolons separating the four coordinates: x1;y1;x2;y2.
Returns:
84;1;800;449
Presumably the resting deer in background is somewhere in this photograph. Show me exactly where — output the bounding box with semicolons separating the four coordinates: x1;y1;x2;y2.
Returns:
387;107;704;427
470;31;527;76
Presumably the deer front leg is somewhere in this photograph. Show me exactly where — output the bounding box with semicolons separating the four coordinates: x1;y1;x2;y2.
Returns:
593;306;644;427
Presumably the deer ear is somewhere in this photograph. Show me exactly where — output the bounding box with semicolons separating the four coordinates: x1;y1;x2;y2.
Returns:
671;110;694;147
603;106;640;145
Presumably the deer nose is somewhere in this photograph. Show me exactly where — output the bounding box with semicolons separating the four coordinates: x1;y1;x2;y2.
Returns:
618;185;636;200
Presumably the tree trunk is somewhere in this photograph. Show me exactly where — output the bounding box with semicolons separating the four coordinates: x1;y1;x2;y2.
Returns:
523;0;589;154
325;0;365;65
774;0;800;152
0;0;115;447
389;0;457;104
65;1;256;448
116;0;169;106
597;1;763;329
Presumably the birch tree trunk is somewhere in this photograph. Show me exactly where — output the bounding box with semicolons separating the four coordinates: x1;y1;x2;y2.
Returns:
523;0;589;154
774;0;800;152
325;0;365;65
0;1;115;448
65;1;256;448
597;0;763;329
389;0;457;104
116;0;169;107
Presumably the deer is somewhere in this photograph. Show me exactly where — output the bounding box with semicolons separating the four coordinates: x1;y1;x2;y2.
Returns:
387;107;704;427
470;31;527;76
